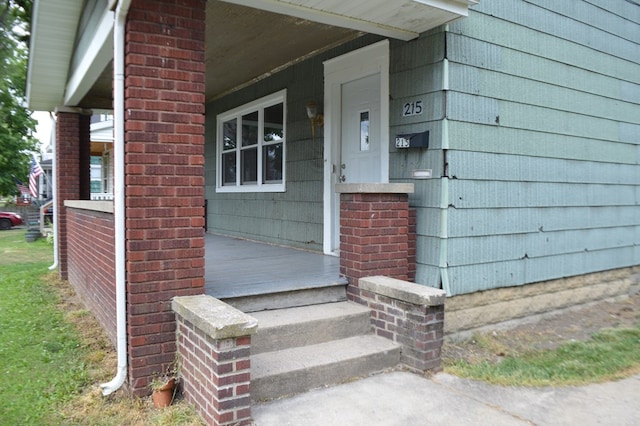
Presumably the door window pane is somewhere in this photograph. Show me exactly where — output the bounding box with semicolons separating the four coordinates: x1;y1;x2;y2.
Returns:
360;110;370;151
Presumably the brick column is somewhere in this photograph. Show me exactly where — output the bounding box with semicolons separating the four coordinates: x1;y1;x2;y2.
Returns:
408;207;417;282
338;183;414;288
55;109;91;279
124;0;206;394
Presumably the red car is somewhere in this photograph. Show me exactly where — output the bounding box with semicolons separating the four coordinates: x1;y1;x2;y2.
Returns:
0;211;23;230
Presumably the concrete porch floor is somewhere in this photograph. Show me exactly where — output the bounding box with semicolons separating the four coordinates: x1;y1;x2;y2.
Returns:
204;233;345;299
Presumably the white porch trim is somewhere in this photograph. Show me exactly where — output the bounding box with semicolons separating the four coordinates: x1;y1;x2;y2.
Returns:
221;0;477;41
322;40;390;255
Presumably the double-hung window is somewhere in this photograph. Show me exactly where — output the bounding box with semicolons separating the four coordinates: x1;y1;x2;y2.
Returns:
216;90;286;192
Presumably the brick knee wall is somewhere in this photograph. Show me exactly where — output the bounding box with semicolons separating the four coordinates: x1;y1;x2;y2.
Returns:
350;276;446;373
67;208;117;344
173;296;257;426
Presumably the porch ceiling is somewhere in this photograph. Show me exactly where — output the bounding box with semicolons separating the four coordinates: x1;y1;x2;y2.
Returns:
26;0;476;111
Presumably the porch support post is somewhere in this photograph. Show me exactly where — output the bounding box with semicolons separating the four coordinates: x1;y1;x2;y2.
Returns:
124;0;206;395
54;108;92;279
337;182;415;289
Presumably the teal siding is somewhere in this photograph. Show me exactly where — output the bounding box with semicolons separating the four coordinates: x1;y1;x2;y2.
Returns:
388;30;449;289
205;35;382;251
438;0;640;295
204;0;640;295
448;206;640;237
205;59;325;250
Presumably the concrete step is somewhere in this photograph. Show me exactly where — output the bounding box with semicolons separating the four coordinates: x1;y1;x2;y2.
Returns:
250;301;372;355
223;282;347;313
251;335;401;402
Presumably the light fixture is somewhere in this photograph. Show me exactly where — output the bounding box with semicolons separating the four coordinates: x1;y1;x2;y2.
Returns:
412;169;433;179
306;100;324;141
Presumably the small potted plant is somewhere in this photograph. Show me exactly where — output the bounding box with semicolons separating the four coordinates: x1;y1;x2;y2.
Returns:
150;362;179;408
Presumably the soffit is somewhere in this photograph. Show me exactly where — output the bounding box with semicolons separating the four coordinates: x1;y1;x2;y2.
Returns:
26;0;84;111
27;0;477;110
205;1;359;101
222;0;477;41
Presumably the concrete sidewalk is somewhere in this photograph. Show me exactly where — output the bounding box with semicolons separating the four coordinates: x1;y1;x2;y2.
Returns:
252;371;640;425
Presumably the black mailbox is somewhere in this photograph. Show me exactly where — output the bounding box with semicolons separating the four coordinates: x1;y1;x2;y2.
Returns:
395;131;429;149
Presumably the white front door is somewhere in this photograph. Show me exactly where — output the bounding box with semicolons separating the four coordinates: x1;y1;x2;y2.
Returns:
340;73;382;183
323;41;390;255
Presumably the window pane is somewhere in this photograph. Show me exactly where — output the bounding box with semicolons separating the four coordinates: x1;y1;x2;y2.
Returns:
360;111;370;151
264;103;284;142
223;119;237;151
241;148;257;184
263;143;283;183
222;152;236;185
242;111;258;147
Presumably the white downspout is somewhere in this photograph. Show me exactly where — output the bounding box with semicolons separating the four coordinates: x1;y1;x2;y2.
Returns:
439;57;451;295
49;112;58;271
101;0;131;396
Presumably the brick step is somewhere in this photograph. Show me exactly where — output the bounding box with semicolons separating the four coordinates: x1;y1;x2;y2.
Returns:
250;334;401;402
250;301;372;355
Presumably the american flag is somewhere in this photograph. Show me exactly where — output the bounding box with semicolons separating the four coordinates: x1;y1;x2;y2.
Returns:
29;155;44;198
14;178;29;196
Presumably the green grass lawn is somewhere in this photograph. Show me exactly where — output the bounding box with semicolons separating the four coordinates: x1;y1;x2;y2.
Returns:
0;229;88;424
0;229;204;425
446;325;640;386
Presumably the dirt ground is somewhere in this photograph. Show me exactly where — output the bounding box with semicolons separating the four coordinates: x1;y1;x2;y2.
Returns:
442;291;640;365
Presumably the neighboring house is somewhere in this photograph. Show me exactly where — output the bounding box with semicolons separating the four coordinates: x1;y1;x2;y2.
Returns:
89;116;114;199
26;0;639;417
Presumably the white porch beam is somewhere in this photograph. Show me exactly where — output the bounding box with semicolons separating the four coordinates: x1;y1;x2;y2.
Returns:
64;10;114;106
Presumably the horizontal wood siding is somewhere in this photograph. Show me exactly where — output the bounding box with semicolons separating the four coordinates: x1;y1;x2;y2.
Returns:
441;0;640;295
205;59;324;250
389;30;448;289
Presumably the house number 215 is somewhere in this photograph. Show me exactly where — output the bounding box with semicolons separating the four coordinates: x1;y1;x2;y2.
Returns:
402;100;424;117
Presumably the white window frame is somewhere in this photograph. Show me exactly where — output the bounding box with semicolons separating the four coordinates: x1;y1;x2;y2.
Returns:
102;150;112;193
216;89;287;193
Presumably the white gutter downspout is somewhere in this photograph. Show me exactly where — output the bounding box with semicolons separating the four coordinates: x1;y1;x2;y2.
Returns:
101;0;131;396
48;113;59;271
439;57;451;296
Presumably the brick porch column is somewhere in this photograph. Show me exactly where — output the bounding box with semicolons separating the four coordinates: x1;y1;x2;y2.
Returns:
124;0;206;394
54;108;92;279
337;183;415;291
